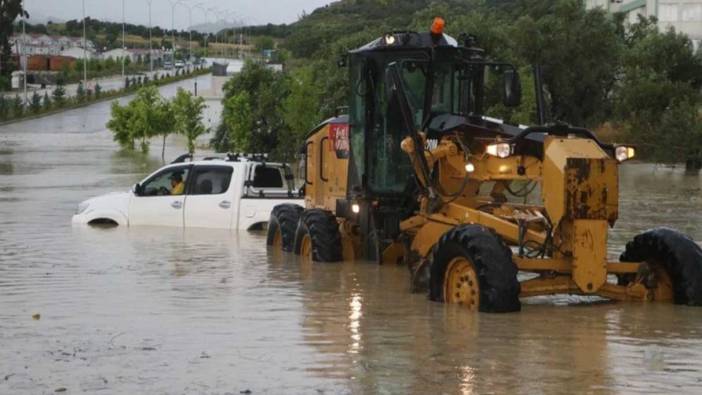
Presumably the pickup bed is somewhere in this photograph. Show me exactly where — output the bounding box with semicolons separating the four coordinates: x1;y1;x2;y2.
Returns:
72;158;303;230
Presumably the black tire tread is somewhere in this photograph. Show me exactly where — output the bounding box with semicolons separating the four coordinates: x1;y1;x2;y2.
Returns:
294;209;342;262
620;227;702;305
429;224;521;313
266;204;304;252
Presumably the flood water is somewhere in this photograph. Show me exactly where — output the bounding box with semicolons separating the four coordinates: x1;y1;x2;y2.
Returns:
2;78;702;394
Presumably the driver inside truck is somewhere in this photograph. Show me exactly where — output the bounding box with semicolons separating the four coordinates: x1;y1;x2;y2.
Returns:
170;172;185;195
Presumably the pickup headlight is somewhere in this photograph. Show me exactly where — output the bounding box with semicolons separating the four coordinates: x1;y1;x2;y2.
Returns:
76;201;90;215
615;145;636;162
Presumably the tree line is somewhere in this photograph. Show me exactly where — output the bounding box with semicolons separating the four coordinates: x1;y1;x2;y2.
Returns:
221;0;702;169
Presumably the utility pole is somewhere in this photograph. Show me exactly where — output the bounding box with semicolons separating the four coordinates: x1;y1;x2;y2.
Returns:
169;0;184;63
195;4;209;58
82;0;87;90
121;0;125;79
22;0;27;105
147;0;153;73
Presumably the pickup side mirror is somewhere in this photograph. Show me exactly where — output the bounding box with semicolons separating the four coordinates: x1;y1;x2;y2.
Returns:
503;68;522;108
133;183;144;196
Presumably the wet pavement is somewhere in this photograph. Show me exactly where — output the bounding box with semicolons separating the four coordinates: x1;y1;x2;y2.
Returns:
1;80;702;393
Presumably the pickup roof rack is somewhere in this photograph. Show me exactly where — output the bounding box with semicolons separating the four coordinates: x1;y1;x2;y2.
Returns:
171;153;270;164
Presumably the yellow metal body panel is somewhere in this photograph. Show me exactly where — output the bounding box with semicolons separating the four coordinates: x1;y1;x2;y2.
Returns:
304;123;349;211
571;219;608;293
541;136;618;229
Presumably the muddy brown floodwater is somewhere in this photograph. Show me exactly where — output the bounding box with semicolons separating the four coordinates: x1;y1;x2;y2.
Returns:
2;77;702;394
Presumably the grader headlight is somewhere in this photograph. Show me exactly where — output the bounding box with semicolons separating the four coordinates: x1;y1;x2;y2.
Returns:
486;142;512;159
615;145;636;162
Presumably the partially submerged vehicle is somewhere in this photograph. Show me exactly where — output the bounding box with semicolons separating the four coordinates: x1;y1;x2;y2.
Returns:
73;154;302;230
267;18;702;311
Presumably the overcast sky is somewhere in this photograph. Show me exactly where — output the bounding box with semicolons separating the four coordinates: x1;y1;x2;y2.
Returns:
24;0;333;29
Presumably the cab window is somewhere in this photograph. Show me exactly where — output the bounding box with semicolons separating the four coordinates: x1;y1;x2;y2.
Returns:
140;166;190;196
189;166;233;195
251;165;284;189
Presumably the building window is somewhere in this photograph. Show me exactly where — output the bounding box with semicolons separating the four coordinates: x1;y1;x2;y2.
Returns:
681;4;702;22
659;4;678;22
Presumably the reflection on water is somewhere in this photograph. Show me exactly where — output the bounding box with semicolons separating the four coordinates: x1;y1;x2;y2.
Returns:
2;86;702;393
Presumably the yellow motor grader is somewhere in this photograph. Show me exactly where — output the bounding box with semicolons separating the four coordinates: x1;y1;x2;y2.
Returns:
267;19;702;312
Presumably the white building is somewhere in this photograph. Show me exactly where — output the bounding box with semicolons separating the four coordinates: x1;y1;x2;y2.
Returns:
10;34;96;56
586;0;702;51
61;46;96;60
101;48;164;63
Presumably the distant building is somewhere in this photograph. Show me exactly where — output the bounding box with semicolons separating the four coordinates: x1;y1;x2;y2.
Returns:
60;46;96;60
586;0;702;51
10;34;96;56
101;48;164;63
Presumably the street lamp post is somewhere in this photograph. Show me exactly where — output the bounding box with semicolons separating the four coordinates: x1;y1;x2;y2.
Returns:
147;0;153;73
82;0;87;90
121;0;125;79
194;4;209;58
169;0;184;63
224;11;237;59
22;0;27;105
208;7;219;57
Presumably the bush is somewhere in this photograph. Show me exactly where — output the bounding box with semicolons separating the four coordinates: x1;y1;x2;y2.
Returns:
11;95;24;117
52;83;66;106
76;81;86;102
0;96;8;120
42;92;52;110
30;91;42;113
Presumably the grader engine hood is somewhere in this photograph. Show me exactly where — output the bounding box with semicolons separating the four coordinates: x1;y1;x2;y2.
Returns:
541;136;619;229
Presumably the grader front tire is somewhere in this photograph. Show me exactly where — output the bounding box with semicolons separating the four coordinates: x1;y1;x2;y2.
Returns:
429;225;521;313
620;227;702;305
267;204;304;252
293;209;343;263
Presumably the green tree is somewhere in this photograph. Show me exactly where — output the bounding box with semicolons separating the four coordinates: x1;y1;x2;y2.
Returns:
107;99;136;150
0;95;8;120
219;60;290;157
508;0;621;126
172;88;207;154
615;17;702;170
42;91;51;110
76;81;85;102
222;91;253;152
106;86;173;154
11;94;22;117
280;66;320;158
254;36;275;53
52;83;66;106
30;91;41;113
0;0;28;90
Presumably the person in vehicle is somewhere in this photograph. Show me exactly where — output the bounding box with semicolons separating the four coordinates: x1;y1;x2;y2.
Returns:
170;173;185;195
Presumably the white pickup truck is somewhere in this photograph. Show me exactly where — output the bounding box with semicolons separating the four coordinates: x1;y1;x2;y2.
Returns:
72;155;303;230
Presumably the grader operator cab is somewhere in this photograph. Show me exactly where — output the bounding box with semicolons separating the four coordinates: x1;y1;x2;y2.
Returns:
267;18;702;312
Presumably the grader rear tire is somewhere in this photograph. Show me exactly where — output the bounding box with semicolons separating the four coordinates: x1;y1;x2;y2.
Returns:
429;225;521;313
293;209;342;262
620;227;702;305
267;204;303;252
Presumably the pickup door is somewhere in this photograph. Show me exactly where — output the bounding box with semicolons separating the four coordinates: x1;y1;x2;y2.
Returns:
129;165;191;227
183;165;234;229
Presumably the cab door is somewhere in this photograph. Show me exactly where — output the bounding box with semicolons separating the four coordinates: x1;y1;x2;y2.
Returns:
128;165;191;227
183;165;235;229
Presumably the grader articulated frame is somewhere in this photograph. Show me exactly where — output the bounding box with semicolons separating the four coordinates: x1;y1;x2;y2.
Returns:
267;19;702;312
